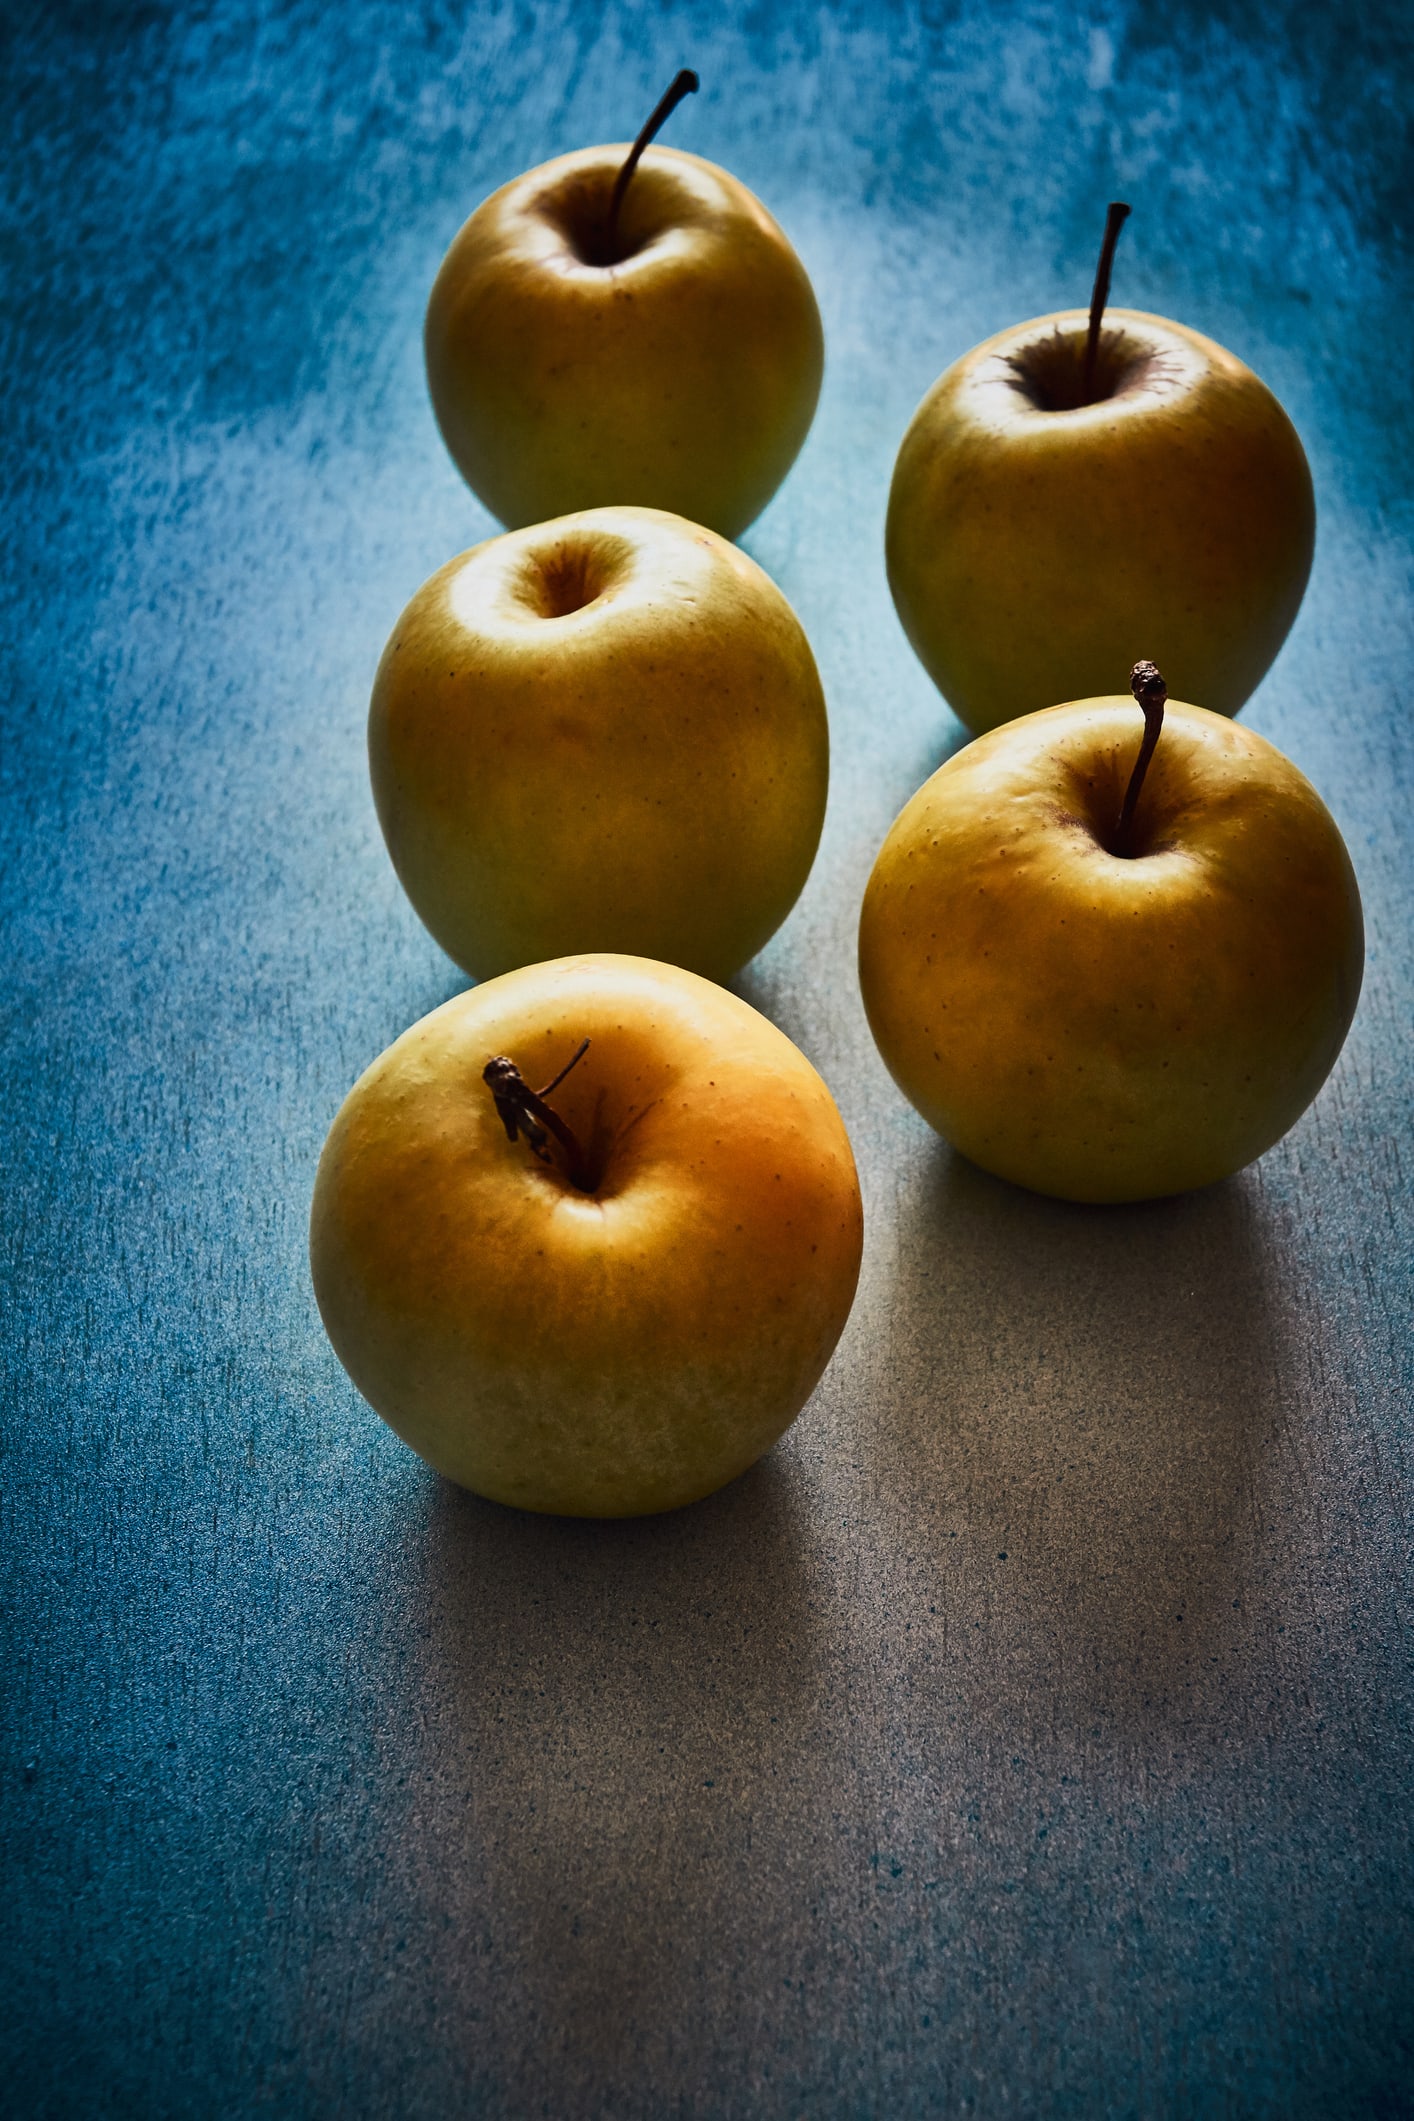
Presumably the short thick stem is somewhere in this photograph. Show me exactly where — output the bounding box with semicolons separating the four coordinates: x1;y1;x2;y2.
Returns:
1115;660;1167;856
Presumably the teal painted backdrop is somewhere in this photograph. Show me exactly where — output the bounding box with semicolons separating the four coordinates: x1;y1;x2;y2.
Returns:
3;1;1411;2113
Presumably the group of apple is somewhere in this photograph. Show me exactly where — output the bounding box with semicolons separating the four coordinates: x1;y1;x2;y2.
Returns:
310;100;1364;1521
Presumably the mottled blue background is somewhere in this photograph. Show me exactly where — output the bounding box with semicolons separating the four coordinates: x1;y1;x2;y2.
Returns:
3;2;1412;2115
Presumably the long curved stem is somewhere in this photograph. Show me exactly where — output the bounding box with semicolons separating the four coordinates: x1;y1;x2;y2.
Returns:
1081;200;1131;404
604;69;699;258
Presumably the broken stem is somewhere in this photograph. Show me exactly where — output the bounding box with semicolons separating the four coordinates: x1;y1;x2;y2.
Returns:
483;1039;594;1189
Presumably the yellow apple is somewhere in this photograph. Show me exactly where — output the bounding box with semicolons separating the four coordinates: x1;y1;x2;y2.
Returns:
858;681;1362;1203
368;505;829;983
424;141;823;540
309;954;864;1517
886;308;1315;735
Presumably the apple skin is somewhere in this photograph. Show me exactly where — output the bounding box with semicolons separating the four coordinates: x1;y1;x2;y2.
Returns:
886;310;1315;736
425;145;824;540
368;505;829;984
309;955;864;1517
858;698;1362;1203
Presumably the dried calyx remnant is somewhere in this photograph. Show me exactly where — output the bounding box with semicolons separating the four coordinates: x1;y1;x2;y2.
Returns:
1114;659;1168;856
595;68;699;263
483;1039;595;1190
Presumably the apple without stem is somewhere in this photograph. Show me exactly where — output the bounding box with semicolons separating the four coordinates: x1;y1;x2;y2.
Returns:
425;129;824;541
858;675;1362;1203
368;505;829;983
886;307;1315;735
309;955;864;1517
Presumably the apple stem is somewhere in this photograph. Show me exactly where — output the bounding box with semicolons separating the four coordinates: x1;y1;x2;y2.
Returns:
1081;200;1131;404
1116;661;1167;855
604;68;699;258
483;1039;595;1190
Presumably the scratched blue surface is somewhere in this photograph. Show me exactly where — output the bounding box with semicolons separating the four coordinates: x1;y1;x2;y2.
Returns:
3;2;1412;2115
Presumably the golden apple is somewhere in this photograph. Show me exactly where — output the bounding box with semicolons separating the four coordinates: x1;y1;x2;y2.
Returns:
424;137;823;540
858;678;1362;1203
368;505;829;983
309;955;864;1517
886;308;1315;735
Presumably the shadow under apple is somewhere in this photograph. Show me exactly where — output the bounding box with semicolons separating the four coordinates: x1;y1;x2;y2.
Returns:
342;1449;837;2112
861;1139;1296;1747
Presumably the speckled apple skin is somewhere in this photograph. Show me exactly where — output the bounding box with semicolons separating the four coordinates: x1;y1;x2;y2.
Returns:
859;699;1363;1203
886;311;1316;735
367;507;829;983
426;144;824;540
310;956;863;1516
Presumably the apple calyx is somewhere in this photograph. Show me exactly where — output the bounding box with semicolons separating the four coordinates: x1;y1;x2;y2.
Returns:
1115;660;1168;856
483;1039;595;1190
1081;200;1131;404
597;68;700;262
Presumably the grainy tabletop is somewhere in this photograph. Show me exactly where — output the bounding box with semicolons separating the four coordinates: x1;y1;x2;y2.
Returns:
4;2;1411;2115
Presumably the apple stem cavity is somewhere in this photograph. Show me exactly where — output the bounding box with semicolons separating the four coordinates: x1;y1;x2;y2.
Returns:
483;1039;595;1190
603;68;699;260
1115;660;1168;856
1081;200;1131;404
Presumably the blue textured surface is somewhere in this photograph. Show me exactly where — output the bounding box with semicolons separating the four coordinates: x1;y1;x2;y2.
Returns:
3;2;1412;2114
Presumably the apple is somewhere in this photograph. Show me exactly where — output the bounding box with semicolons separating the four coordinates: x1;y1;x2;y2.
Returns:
368;503;829;984
886;204;1315;735
424;73;823;540
309;953;864;1517
857;663;1363;1203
